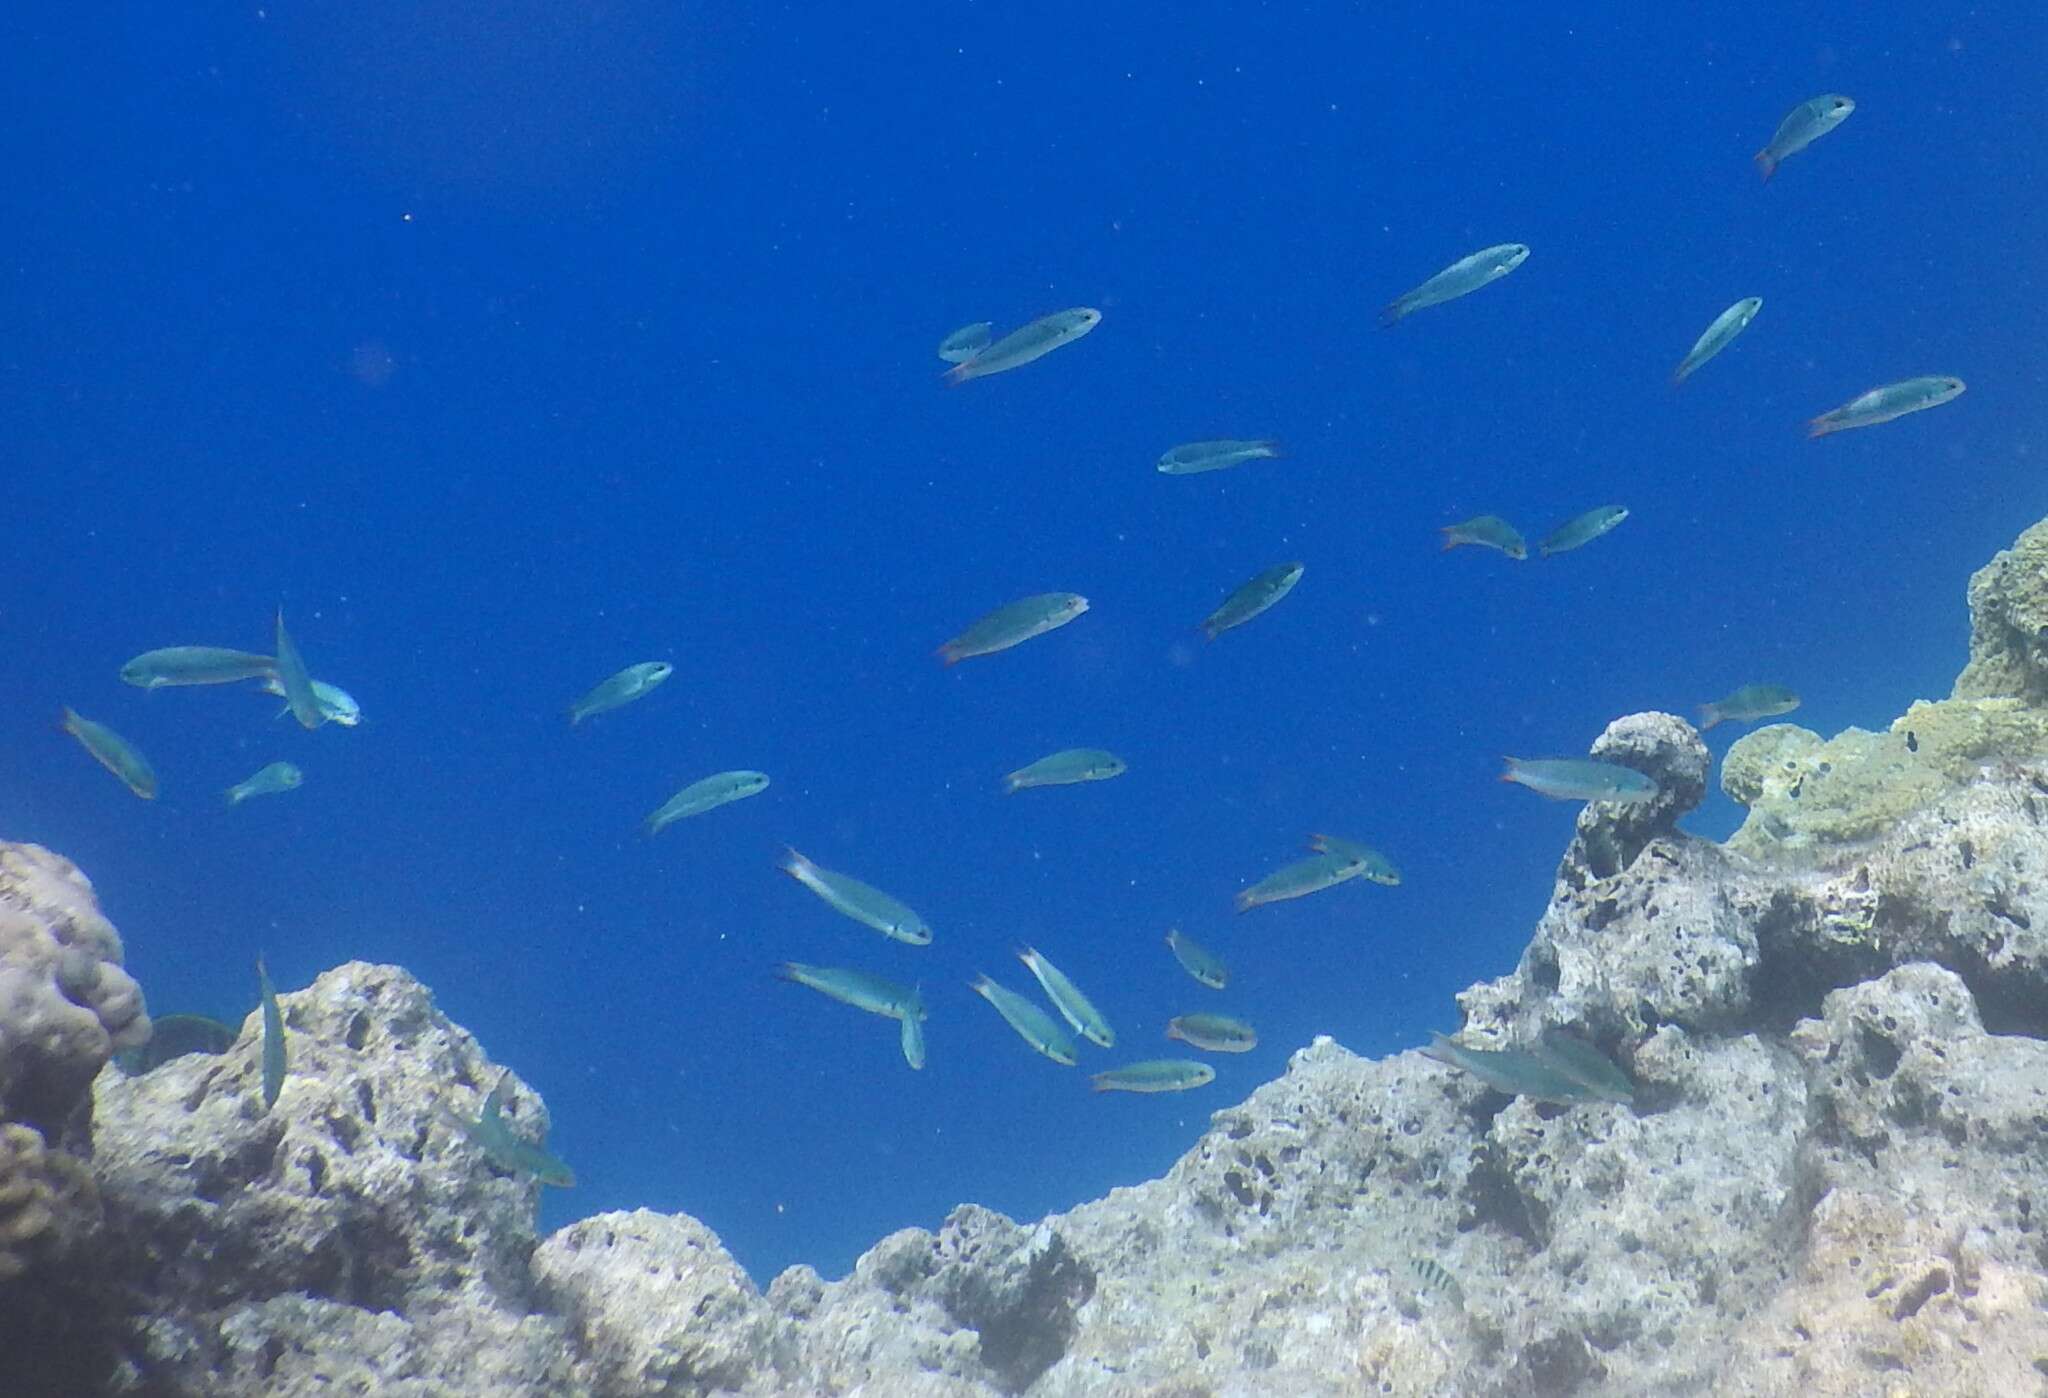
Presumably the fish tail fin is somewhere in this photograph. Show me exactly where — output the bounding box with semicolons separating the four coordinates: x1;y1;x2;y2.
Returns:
1377;301;1406;329
1088;1077;1113;1093
935;643;962;667
941;361;974;387
1698;705;1723;731
1670;362;1691;387
1256;438;1282;458
1000;772;1022;794
1437;528;1462;552
1231;889;1256;915
1753;149;1777;182
1499;757;1522;783
776;847;813;881
1198;621;1219;642
1805;413;1839;439
225;787;243;806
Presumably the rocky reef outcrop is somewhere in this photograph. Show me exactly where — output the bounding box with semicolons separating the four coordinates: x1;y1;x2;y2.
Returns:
10;516;2048;1395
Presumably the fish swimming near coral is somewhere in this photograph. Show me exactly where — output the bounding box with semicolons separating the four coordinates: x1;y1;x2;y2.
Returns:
1499;756;1659;804
256;957;286;1111
1090;1059;1216;1094
114;1013;236;1075
1421;1032;1612;1105
440;1071;576;1187
1699;683;1800;732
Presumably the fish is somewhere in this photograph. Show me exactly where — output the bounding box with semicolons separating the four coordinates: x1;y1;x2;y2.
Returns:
567;662;673;725
1200;563;1304;640
258;677;363;726
775;961;925;1020
1672;297;1762;385
969;974;1079;1066
120;646;277;690
272;610;325;731
1699;683;1801;732
943;308;1101;385
1233;849;1370;914
1499;756;1659;804
1538;506;1629;557
1306;833;1400;886
1438;516;1528;560
225;761;303;806
1165;1013;1258;1053
937;321;994;364
1755;94;1854;182
778;848;932;945
441;1071;576;1187
1420;1032;1608;1105
114;1013;237;1075
938;592;1089;665
899;987;928;1070
1534;1027;1635;1106
256;957;286;1110
1380;243;1530;327
1017;947;1114;1048
1090;1059;1216;1094
643;770;771;835
1156;440;1281;476
1412;1258;1466;1309
1807;377;1966;438
1165;929;1228;990
60;708;158;799
1002;748;1127;794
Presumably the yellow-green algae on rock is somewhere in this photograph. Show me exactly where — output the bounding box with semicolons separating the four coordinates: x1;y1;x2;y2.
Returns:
1723;516;2048;857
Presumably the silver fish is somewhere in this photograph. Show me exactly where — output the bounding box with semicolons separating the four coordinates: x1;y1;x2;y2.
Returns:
225;761;303;806
120;646;276;689
1534;1027;1635;1106
943;308;1100;385
1538;505;1629;557
1438;515;1527;560
440;1071;575;1187
970;973;1079;1065
779;848;932;945
1165;1013;1257;1053
1807;377;1965;438
1421;1033;1606;1105
1156;440;1280;475
1755;95;1854;182
1500;756;1658;804
567;662;672;725
1090;1058;1215;1094
939;592;1089;665
1672;297;1762;385
1165;928;1227;990
1002;748;1126;794
938;322;994;364
643;770;770;835
256;957;287;1110
1700;683;1800;732
1200;563;1303;640
274;610;323;730
62;708;157;799
1306;833;1400;886
1017;946;1114;1048
258;676;362;726
775;961;925;1020
1234;850;1369;914
1381;243;1530;326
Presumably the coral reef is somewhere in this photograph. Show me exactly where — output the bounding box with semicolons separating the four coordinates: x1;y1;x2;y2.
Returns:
10;515;2048;1394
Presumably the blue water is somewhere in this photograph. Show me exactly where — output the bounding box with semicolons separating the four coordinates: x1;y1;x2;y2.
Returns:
6;6;2043;1283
